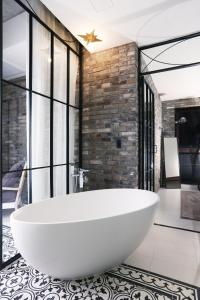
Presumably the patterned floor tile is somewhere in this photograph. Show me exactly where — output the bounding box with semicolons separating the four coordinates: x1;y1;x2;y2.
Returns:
2;225;18;262
0;258;199;300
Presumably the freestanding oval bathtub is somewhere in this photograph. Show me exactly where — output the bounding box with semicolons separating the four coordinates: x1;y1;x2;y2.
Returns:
11;189;159;279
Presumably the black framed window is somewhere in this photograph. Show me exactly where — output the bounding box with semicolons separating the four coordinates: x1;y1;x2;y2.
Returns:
0;0;82;268
138;77;155;191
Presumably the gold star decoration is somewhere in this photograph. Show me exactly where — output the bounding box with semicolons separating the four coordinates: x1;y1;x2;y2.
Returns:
78;30;102;45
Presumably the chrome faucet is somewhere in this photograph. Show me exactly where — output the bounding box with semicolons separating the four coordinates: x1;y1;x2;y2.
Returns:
71;167;89;191
79;168;89;189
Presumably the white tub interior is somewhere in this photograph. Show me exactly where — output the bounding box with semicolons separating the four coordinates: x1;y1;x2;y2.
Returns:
12;189;158;224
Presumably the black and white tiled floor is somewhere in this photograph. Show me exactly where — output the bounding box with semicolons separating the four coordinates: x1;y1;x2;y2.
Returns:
2;225;18;262
0;258;199;300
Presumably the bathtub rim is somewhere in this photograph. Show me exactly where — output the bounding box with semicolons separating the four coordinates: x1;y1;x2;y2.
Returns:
10;188;159;226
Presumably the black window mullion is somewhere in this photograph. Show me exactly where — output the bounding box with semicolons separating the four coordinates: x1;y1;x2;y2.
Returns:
141;80;155;192
152;94;155;191
151;91;154;191
149;89;152;191
79;45;83;168
50;33;54;198
28;14;33;204
0;0;2;266
67;49;70;194
143;80;146;189
2;79;80;111
141;76;144;189
145;83;149;190
138;75;144;189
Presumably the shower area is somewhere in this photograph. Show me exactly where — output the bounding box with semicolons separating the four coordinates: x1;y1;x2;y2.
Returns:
0;0;82;268
175;106;200;187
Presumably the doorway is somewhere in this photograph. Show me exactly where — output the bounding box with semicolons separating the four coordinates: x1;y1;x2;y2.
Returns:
175;106;200;187
138;31;200;233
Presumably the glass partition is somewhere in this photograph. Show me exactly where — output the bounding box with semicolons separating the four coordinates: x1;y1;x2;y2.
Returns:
54;38;67;102
70;51;79;107
2;0;29;89
53;101;67;165
0;0;81;266
32;20;51;96
69;107;79;164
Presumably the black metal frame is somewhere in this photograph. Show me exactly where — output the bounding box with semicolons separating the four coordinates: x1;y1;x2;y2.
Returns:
0;0;2;268
138;30;200;233
138;76;155;191
140;31;200;76
0;0;82;269
138;30;200;191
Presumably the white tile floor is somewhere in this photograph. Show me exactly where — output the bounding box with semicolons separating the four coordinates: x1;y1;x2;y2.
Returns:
125;224;200;286
156;188;200;232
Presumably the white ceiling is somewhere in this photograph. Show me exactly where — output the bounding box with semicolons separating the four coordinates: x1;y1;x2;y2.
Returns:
4;0;200;101
40;0;200;101
40;0;200;51
141;38;200;100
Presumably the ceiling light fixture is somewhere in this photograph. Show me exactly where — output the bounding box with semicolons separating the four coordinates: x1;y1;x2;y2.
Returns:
78;30;102;45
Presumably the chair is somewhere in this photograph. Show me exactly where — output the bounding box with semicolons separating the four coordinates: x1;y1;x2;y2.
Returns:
2;161;27;210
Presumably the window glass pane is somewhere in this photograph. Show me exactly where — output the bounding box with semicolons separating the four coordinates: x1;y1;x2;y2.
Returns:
2;168;28;262
53;101;67;165
32;20;51;96
54;38;67;102
69;163;79;193
53;165;67;196
2;83;28;173
31;168;50;203
69;107;79;163
3;0;29;88
32;94;50;168
69;51;79;107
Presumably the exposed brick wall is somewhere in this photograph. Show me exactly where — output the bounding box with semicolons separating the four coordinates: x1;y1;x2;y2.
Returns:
2;77;26;172
162;97;200;137
82;43;139;190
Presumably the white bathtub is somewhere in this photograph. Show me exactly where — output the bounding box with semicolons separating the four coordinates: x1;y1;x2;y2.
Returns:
11;189;159;279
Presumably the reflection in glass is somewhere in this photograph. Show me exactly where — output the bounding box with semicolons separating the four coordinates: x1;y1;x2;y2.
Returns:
3;1;29;88
2;168;28;262
54;38;67;102
70;51;79;107
2;83;28;173
69;107;79;163
69;163;79;193
31;168;50;203
32;20;51;96
53;102;67;165
1;0;81;265
53;166;67;196
31;94;50;168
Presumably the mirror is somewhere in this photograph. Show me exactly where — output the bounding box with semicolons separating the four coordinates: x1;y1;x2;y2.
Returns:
163;137;181;188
